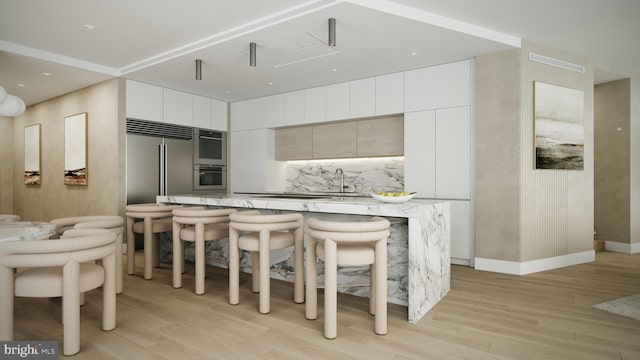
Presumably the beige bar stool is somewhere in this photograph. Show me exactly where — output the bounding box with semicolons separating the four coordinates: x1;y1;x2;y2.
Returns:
172;207;236;294
126;203;182;280
0;228;116;355
51;215;125;294
229;211;304;314
305;217;390;339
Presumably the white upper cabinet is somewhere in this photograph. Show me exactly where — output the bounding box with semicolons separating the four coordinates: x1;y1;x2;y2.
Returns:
435;106;471;199
404;110;436;198
404;60;471;112
349;78;375;119
192;95;212;129
284;90;305;126
211;99;228;131
263;94;285;129
230;99;254;131
304;86;326;123
163;88;193;127
126;80;163;122
326;82;350;121
376;72;404;115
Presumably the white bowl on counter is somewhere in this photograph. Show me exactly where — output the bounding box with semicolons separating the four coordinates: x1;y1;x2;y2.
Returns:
370;192;418;203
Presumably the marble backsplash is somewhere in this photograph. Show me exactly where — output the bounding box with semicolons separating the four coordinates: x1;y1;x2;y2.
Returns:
285;157;404;194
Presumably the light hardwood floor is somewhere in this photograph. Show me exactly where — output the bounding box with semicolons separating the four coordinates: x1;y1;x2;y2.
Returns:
13;251;640;359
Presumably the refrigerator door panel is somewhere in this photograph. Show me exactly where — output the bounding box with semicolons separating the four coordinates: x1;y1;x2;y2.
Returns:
165;138;193;195
126;134;161;204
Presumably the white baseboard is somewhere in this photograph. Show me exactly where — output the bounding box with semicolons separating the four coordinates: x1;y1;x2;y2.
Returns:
451;258;471;266
605;241;640;254
474;250;595;275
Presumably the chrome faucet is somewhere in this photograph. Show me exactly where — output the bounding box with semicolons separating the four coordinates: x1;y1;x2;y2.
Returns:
335;168;345;193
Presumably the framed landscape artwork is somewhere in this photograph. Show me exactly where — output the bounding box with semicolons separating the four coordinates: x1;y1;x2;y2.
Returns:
24;124;41;185
534;81;584;170
64;112;88;185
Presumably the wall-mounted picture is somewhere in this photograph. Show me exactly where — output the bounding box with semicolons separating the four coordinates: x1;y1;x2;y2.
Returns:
64;112;88;185
24;124;41;185
534;81;584;170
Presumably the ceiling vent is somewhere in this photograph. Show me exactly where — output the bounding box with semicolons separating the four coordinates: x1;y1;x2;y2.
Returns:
246;33;339;68
528;53;585;73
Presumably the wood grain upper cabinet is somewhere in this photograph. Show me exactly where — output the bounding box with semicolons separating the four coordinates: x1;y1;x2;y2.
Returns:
312;122;357;159
357;116;404;157
275;127;312;160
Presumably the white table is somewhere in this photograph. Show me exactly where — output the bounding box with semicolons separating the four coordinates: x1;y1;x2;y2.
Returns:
0;221;56;243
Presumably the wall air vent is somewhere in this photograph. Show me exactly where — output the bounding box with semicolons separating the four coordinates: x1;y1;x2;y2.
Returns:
126;118;193;140
528;53;585;73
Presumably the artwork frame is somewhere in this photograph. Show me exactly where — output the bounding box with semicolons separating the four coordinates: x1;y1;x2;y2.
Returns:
24;124;41;185
64;112;88;185
534;81;584;170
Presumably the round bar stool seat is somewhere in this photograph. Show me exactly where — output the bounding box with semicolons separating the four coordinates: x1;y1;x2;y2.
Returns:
126;203;182;280
305;217;390;339
228;211;304;314
51;215;125;294
172;207;236;295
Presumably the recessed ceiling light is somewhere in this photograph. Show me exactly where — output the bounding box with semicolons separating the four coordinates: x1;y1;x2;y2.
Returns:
268;82;273;86
42;72;52;76
332;68;338;72
84;24;96;30
17;84;25;87
411;51;419;56
225;91;231;94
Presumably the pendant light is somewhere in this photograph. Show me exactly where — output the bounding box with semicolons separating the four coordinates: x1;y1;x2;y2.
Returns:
249;43;257;67
328;18;336;47
195;59;202;80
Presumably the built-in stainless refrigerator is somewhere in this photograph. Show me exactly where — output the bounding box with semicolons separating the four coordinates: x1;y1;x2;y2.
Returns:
126;119;193;204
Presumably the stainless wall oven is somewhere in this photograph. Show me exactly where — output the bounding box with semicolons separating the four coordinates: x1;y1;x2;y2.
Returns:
194;164;226;190
194;128;226;166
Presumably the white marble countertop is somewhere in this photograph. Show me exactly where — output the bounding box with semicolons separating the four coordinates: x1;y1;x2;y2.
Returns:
159;193;447;219
158;193;451;324
0;221;56;243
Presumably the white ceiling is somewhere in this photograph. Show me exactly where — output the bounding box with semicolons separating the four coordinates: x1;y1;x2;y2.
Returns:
1;0;638;107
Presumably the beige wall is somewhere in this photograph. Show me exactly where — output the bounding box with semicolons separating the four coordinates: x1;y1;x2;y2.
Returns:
0;116;14;214
11;79;125;221
475;41;595;262
519;41;595;260
475;49;521;261
594;79;630;243
631;75;640;246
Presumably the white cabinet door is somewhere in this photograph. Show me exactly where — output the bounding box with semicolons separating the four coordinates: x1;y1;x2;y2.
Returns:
211;99;228;131
231;99;253;131
403;110;435;198
126;80;163;122
450;200;472;263
435;106;471;199
404;60;471;112
326;82;350;121
193;95;212;129
376;72;404;115
349;78;375;119
231;129;284;193
305;86;326;123
230;130;253;192
284;90;305;126
263;94;285;129
163;88;193;126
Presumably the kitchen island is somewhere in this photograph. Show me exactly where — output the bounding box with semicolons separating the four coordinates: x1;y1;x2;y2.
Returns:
157;193;450;323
